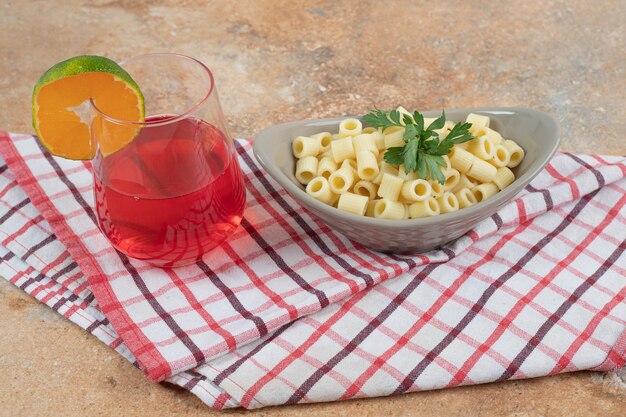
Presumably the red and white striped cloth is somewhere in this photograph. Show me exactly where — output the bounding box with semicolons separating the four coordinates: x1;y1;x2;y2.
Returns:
0;130;624;409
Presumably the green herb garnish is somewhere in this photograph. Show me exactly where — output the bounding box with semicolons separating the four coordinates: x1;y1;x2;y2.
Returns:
363;109;475;184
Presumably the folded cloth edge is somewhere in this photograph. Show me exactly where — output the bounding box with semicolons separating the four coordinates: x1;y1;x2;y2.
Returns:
0;131;173;380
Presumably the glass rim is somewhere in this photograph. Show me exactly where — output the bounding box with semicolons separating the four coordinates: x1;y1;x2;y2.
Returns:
89;53;215;126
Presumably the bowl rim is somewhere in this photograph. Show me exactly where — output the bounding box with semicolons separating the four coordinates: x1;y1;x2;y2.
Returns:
252;107;560;228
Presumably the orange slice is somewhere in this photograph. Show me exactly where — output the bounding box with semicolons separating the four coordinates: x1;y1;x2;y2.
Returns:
32;55;145;160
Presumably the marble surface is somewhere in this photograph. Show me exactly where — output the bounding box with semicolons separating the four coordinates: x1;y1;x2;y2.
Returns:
0;0;624;415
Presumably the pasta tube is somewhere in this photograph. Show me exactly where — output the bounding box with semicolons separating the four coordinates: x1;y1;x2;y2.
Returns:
293;136;320;158
466;136;495;160
328;166;355;194
466;158;497;183
353;180;379;200
451;174;477;193
383;128;405;149
449;146;475;173
455;188;477;209
339;118;362;137
373;162;399;185
377;173;404;201
503;140;525;168
306;177;337;205
408;198;440;218
317;156;338;179
337;192;369;216
494;167;515;190
374;199;406;219
295;156;318;185
331;137;355;163
473;183;499;202
436;192;459;214
488;145;511;168
353;133;379;156
311;132;332;153
443;168;460;191
466;113;490;128
429;180;444;198
401;179;432;202
365;199;379;217
356;150;379;180
398;165;418;181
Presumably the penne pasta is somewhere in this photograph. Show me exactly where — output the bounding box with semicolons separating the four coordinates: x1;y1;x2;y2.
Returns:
319;149;333;159
293;136;320;158
401;179;432;202
448;146;475;173
341;158;358;174
374;198;406;219
472;182;499;202
370;130;385;151
429;180;444;198
466;113;490;128
436;192;459;214
408;197;440;218
443;168;460;191
328;166;355;194
503;139;525;168
365;199;379;217
466;158;497;183
494;167;515;190
356;150;380;180
353;180;379;200
488;144;510;168
383;128;406;149
331;136;355;163
403;204;411;219
353;133;379;156
317;156;338;179
466;136;495;160
337;192;369;216
373;162;399;185
338;118;362;137
292;110;525;220
451;174;478;193
398;164;418;181
469;124;488;138
377;173;404;201
311;132;333;153
382;125;403;135
295;156;318;185
485;127;503;144
455;188;477;209
306;176;337;205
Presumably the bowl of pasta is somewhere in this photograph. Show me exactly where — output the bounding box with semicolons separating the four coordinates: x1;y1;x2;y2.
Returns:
253;107;559;253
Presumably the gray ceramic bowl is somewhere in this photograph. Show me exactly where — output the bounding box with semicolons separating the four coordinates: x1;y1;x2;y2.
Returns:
253;108;560;253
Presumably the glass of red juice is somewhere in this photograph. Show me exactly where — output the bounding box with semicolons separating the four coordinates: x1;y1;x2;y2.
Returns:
91;54;246;267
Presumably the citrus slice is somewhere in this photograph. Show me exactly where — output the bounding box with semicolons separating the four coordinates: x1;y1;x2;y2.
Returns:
32;55;145;160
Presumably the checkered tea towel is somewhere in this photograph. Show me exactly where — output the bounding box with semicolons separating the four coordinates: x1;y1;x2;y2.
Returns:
0;131;624;409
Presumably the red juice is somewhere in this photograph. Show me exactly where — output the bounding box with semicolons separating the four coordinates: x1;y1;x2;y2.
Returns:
94;115;246;267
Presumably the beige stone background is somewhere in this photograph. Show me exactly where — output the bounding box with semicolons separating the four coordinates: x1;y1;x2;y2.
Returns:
1;0;625;416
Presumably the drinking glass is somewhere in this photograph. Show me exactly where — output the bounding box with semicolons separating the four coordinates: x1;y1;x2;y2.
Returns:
91;53;246;267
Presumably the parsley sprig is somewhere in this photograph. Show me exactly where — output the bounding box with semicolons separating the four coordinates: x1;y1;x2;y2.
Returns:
363;109;475;184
